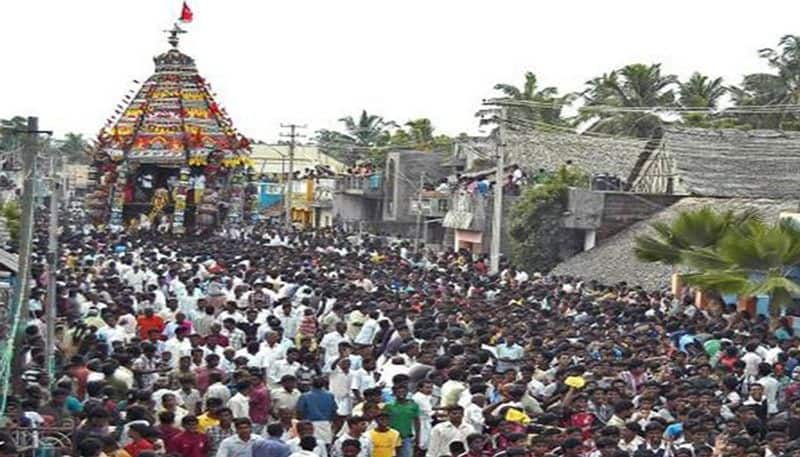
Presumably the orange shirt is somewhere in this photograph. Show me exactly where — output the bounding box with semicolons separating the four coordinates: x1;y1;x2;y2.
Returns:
137;315;165;339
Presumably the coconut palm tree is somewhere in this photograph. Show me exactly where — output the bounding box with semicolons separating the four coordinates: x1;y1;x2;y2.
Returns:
476;71;565;129
58;132;90;164
338;110;397;147
315;110;397;165
682;218;800;316
634;207;761;268
386;118;452;153
679;73;727;108
576;63;678;186
578;63;678;138
729;35;800;129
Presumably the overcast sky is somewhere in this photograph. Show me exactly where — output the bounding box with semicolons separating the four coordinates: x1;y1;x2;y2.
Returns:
2;1;799;142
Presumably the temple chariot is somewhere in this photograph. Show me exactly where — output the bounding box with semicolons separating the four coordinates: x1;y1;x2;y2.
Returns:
88;25;257;234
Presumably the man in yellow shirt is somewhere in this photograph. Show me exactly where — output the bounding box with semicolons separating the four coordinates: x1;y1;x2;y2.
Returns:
370;412;401;457
196;397;223;433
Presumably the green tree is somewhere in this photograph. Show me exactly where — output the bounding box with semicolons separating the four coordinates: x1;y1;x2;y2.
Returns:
681;218;800;316
337;110;397;147
476;71;565;128
58;132;90;164
388;118;452;153
634;207;761;268
679;73;726;108
729;35;800;129
577;63;678;185
678;73;727;127
509;165;588;273
1;200;20;246
315;110;397;165
0;117;28;152
577;63;678;138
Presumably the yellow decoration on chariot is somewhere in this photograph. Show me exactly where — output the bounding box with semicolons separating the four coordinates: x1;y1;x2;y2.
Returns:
181;92;204;101
107;126;134;136
188;155;208;167
147;126;169;135
148;188;170;222
184;107;210;119
125;108;144;117
152;90;180;98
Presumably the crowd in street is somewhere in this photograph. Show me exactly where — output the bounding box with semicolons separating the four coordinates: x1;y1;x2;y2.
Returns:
4;213;800;457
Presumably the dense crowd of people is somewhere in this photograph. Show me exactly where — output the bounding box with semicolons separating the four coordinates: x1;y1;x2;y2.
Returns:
3;212;800;457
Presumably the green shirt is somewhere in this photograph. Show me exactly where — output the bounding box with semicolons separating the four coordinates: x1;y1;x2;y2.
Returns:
384;400;420;438
703;339;721;358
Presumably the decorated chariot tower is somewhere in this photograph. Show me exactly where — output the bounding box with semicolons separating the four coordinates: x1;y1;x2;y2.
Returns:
88;25;255;233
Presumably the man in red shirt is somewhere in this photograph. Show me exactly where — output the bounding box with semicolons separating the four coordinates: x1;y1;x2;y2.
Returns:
66;357;90;400
193;353;224;394
136;307;165;339
166;415;209;457
247;369;271;433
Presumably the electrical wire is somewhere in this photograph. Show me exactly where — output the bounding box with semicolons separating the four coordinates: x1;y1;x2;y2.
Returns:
485;97;800;115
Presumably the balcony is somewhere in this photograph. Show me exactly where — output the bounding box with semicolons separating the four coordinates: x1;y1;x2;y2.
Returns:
335;173;383;198
311;178;335;208
442;192;488;231
408;191;450;218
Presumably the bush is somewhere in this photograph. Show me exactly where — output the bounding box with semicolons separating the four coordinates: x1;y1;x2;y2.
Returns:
508;166;588;273
2;200;20;244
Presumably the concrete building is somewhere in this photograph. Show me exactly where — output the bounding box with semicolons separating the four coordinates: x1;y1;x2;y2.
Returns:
332;150;451;244
250;144;345;176
553;128;800;288
442;129;646;255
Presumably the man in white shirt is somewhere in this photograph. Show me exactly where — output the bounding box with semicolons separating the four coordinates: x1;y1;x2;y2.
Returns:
742;343;763;378
255;332;289;369
495;335;524;374
163;327;192;367
331;416;373;457
757;363;781;415
268;349;301;387
320;322;350;366
354;311;380;346
271;376;301;417
426;406;475;457
216;418;261;457
229;381;252;419
205;372;231;405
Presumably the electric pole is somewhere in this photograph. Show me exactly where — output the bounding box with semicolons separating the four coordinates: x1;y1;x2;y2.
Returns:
414;173;426;252
490;108;506;274
280;124;306;229
4;117;50;414
45;151;61;383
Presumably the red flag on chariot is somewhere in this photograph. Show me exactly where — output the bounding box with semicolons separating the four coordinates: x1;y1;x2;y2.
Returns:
180;2;194;23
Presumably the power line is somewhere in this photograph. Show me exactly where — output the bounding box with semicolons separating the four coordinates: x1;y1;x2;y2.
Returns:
485;97;800;115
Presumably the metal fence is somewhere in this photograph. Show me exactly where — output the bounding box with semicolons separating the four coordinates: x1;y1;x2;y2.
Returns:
7;427;74;457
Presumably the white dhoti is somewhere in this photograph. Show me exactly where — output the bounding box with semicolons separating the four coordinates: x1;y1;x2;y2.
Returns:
312;420;333;445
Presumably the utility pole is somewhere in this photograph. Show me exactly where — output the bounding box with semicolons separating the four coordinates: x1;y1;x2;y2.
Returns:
45;152;61;383
414;173;425;252
5;117;49;412
490;108;506;274
280;124;306;229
